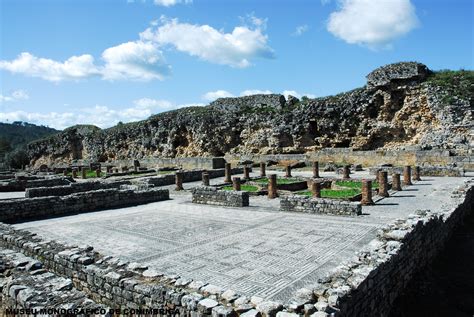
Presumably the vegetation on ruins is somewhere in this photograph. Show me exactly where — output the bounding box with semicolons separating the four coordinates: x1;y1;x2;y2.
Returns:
254;177;303;185
335;180;379;189
426;69;474;106
298;188;361;199
222;184;259;192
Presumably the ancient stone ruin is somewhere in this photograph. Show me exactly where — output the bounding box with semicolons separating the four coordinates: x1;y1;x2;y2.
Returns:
0;61;472;316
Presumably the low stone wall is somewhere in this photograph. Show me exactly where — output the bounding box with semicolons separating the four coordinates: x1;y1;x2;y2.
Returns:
144;167;245;187
0;177;72;192
25;180;132;198
191;186;249;207
280;196;362;216
368;165;465;177
0;188;169;223
225;149;474;171
66;157;226;170
312;180;474;316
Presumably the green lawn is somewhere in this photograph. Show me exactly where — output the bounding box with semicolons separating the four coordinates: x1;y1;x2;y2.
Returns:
254;177;302;185
222;185;259;192
297;188;361;199
335;180;379;189
66;170;100;178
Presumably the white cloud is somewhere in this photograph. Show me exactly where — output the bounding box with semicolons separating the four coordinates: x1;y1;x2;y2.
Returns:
140;16;274;68
0;52;100;82
282;90;316;99
202;90;235;101
133;97;173;109
0;89;29;103
101;41;170;81
293;25;309;36
153;0;192;6
240;89;273;96
0;98;204;130
0;41;170;82
327;0;419;48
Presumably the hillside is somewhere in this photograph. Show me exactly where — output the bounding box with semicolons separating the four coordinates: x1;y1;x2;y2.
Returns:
26;62;473;167
0;121;59;167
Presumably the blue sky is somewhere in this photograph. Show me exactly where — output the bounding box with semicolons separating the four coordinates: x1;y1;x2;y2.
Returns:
0;0;472;129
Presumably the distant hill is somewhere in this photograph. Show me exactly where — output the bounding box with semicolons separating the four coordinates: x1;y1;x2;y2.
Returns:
0;121;59;168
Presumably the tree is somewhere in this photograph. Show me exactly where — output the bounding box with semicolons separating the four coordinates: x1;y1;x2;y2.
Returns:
4;147;29;169
0;138;12;159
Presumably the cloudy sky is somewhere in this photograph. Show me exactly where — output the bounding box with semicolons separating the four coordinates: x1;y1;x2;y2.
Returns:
0;0;472;130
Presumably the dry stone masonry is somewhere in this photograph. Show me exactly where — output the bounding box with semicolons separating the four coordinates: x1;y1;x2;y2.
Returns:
0;188;169;223
191;186;249;207
280;196;362;216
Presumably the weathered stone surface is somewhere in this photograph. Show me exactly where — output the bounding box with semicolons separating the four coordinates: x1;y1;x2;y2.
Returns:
366;62;431;90
25;62;473;168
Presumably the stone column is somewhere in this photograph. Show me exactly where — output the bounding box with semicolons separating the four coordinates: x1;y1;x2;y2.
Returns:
133;160;140;173
81;168;87;179
268;174;278;199
312;161;320;178
403;166;412;186
233;177;241;191
311;181;321;198
260;162;266;177
361;179;374;205
413;166;421;181
175;172;184;191
72;169;77;178
224;163;232;183
392;173;402;191
202;172;210;186
285;165;292;178
95;169;101;178
342;165;350;179
378;171;389;197
377;169;382;184
244;166;251;180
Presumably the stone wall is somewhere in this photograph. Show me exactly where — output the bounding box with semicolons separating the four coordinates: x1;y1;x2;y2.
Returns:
0;177;72;192
25;180;132;198
312;180;474;316
225;149;474;171
280;196;362;216
143;167;245;187
67;157;226;171
368;165;465;177
191;186;249;207
0;249;108;313
0;188;169;223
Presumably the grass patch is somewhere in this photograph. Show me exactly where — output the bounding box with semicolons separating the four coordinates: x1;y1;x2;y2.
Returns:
222;185;259;192
426;70;474;105
254;177;303;185
335;180;379;189
297;188;361;199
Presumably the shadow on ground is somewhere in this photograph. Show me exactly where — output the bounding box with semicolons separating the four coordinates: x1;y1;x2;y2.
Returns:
389;211;474;317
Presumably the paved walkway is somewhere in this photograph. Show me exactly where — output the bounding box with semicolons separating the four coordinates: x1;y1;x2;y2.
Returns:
13;171;470;301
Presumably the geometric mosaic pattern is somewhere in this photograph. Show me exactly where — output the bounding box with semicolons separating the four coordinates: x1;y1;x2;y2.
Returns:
16;175;466;300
